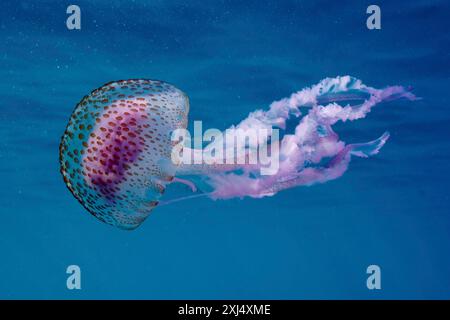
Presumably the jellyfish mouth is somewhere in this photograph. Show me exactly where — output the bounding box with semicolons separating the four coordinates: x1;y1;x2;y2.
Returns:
164;76;416;201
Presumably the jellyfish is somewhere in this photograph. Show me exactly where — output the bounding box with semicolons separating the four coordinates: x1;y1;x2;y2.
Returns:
59;76;416;229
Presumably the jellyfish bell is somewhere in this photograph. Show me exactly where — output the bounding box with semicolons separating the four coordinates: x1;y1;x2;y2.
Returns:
59;79;190;229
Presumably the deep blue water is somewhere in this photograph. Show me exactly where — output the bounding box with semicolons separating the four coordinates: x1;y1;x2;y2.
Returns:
1;0;449;299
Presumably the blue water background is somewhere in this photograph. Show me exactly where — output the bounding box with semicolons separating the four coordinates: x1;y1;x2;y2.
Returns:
0;0;449;299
